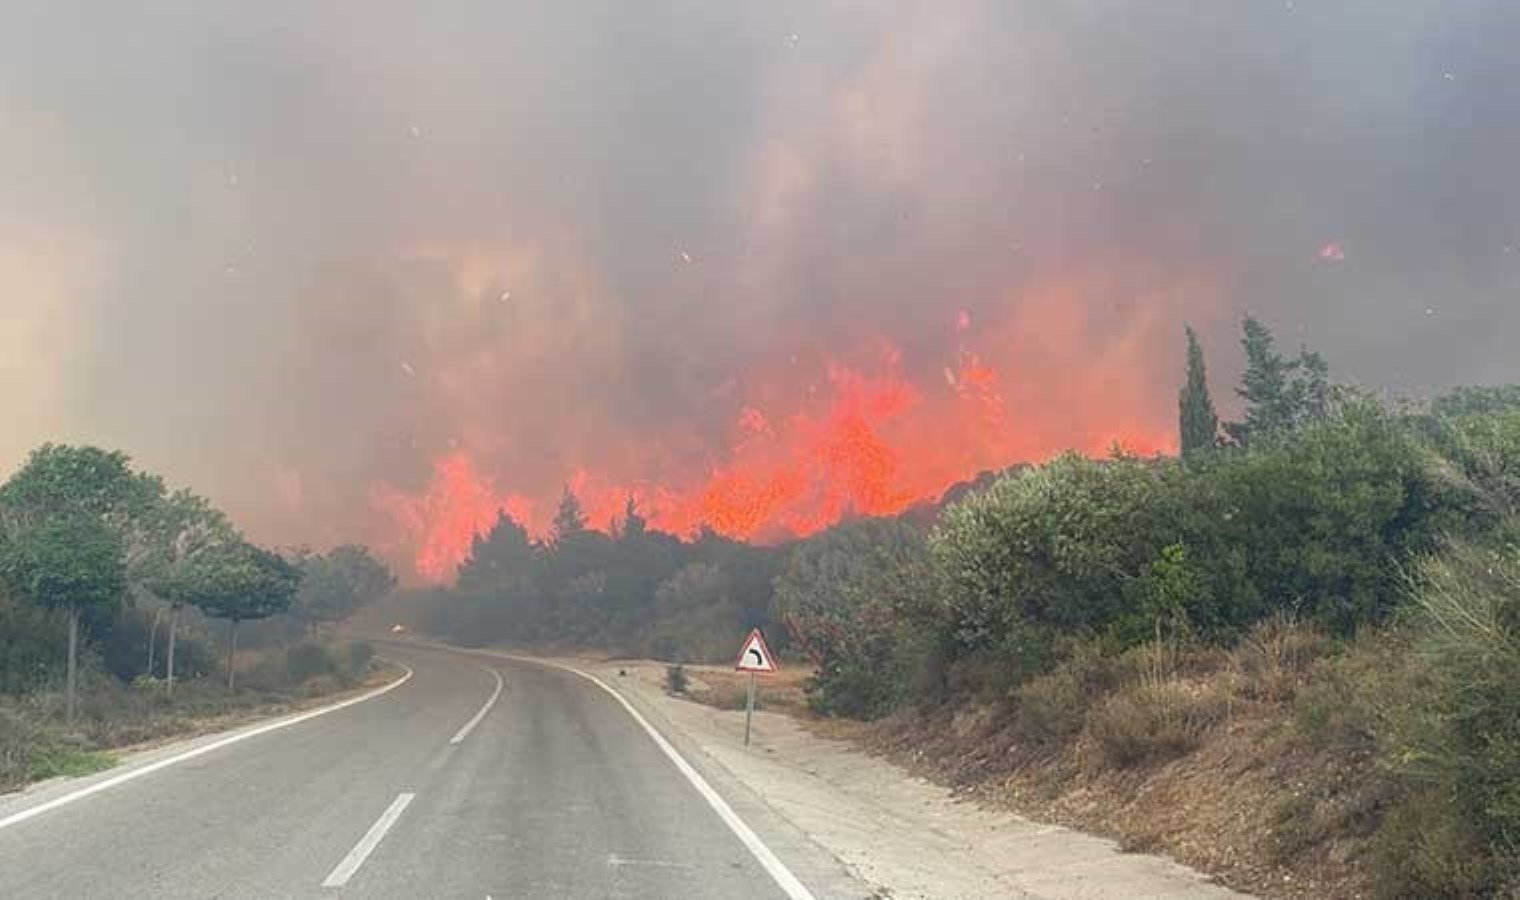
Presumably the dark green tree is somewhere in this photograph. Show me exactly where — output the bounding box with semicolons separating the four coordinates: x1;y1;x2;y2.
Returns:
552;487;587;542
620;495;647;541
1224;316;1333;446
1225;316;1296;445
184;542;301;691
135;488;239;694
295;544;396;633
0;514;126;722
1178;326;1219;456
0;445;159;720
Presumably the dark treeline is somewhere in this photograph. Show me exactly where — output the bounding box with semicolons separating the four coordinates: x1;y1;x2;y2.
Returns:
414;493;787;663
413;315;1520;895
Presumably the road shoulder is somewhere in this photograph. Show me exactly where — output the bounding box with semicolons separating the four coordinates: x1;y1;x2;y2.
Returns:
586;660;1250;900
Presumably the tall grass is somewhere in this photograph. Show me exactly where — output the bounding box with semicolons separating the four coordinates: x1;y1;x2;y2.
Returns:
1366;538;1520;897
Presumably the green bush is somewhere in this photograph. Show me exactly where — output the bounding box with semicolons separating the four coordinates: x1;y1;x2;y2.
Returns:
285;642;337;683
775;518;929;719
931;453;1172;662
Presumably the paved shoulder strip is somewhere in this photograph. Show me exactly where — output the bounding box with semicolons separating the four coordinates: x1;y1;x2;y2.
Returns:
0;663;415;832
507;655;817;900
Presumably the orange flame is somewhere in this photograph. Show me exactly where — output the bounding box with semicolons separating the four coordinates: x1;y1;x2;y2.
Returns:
372;267;1204;581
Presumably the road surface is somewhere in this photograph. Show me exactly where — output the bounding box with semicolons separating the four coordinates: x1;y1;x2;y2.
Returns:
0;643;854;899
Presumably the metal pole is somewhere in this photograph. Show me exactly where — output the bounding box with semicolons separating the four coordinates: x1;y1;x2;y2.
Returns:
743;672;756;747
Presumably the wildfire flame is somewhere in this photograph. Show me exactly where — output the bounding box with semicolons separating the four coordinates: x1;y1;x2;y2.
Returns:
372;279;1185;582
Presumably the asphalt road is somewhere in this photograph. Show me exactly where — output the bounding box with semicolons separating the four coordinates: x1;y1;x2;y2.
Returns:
0;643;842;899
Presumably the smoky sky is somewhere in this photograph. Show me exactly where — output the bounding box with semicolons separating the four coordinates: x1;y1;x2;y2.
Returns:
3;2;1519;562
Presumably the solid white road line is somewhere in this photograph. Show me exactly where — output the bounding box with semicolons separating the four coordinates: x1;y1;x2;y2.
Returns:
449;667;504;745
0;663;414;833
321;792;415;888
504;655;817;900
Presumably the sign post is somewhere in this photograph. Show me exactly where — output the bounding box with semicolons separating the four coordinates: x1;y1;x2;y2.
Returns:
734;628;777;747
744;671;757;746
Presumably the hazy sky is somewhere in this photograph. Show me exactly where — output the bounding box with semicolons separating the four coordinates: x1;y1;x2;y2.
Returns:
4;2;1518;575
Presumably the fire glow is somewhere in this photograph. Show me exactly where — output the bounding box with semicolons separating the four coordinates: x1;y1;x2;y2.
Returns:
372;288;1185;582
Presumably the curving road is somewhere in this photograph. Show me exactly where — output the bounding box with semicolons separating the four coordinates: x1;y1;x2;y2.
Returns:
0;643;853;899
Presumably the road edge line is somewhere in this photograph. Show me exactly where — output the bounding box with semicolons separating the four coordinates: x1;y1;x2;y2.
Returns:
0;662;414;832
498;654;817;900
449;667;504;745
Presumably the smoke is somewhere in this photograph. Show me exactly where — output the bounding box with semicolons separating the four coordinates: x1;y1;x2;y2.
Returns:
3;2;1519;579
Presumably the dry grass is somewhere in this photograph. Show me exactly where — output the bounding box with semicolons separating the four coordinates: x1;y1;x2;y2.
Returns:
675;664;814;717
1229;615;1333;703
1;640;388;795
1085;676;1230;769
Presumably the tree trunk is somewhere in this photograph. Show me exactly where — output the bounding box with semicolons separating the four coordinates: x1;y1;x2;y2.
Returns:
66;605;79;725
147;607;162;679
166;604;179;698
226;619;239;693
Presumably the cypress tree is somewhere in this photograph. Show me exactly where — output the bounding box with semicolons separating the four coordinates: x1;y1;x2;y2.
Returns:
1179;326;1219;456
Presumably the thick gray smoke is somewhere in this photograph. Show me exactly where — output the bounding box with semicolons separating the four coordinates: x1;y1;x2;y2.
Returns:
2;2;1518;570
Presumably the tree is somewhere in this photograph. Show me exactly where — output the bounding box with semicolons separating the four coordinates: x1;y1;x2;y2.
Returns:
552;486;587;541
456;514;538;590
295;544;396;632
184;542;300;691
135;489;239;695
1178;326;1219;456
1225;316;1297;445
775;517;930;717
0;514;126;722
1225;316;1334;446
0;445;158;721
620;495;647;541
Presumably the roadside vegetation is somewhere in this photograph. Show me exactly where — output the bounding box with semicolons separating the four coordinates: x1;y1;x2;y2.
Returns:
412;315;1520;898
0;447;395;794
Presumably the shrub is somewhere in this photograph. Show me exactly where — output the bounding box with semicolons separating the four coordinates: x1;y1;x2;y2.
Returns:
240;655;292;693
665;664;688;695
1368;538;1520;896
300;674;344;698
344;641;375;680
285;642;336;683
1370;783;1513;899
1229;615;1332;703
1009;641;1138;750
1087;678;1227;769
931;454;1173;661
0;595;65;695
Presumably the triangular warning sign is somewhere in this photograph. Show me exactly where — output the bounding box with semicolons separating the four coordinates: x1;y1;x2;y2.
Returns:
735;628;778;673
